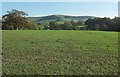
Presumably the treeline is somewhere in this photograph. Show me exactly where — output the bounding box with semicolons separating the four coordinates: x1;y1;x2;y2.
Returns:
2;9;120;31
85;17;119;31
43;17;120;31
43;20;86;30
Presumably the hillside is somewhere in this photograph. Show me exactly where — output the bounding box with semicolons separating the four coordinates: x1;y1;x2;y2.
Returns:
28;15;95;26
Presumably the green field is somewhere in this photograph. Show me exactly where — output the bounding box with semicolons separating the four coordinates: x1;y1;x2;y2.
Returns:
2;30;119;75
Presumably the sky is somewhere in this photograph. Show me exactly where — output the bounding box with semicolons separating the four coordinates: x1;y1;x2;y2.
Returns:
1;0;119;2
1;2;118;18
119;1;120;16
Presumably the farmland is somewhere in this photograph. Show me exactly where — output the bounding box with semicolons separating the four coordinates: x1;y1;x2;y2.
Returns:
2;30;119;75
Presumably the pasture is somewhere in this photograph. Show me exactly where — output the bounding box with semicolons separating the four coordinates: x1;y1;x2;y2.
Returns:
2;30;119;75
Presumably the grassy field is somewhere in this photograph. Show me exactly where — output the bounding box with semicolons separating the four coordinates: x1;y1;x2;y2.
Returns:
2;30;119;75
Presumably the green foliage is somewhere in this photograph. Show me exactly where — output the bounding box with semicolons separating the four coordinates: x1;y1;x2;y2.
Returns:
49;21;62;30
0;19;2;29
48;20;86;30
2;9;118;31
77;20;84;25
62;21;73;30
85;17;119;31
28;15;94;26
2;9;37;30
2;30;119;75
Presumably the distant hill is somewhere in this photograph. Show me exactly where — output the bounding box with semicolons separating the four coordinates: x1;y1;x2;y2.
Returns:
28;15;95;26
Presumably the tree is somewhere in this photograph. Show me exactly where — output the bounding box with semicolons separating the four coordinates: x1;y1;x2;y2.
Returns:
71;20;77;26
85;17;119;31
49;21;61;30
95;24;100;30
85;18;96;30
2;9;35;30
0;20;2;30
77;20;84;26
62;21;73;30
112;17;120;31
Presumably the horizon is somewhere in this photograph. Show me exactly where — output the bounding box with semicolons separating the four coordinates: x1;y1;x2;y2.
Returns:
2;2;118;18
27;14;113;18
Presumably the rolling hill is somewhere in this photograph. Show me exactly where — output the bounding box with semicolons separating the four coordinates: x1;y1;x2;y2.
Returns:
28;15;95;26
